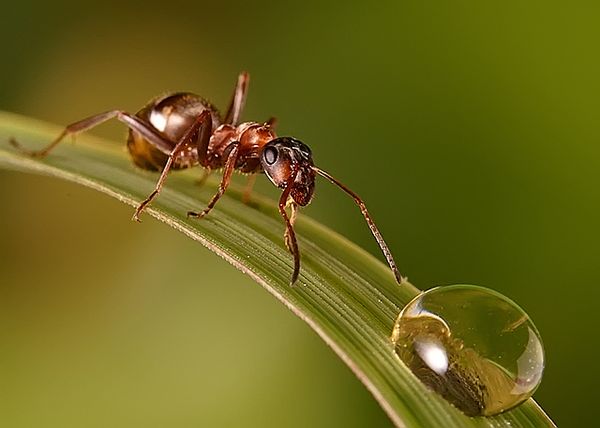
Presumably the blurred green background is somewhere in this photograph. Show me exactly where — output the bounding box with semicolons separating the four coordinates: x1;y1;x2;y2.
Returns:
1;1;598;427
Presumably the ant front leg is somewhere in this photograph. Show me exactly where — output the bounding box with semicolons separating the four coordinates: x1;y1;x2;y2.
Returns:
187;142;240;219
223;72;249;126
277;171;301;285
133;110;213;221
284;200;298;253
10;110;174;158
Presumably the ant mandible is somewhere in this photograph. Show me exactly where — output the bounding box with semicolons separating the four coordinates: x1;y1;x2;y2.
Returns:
10;72;404;285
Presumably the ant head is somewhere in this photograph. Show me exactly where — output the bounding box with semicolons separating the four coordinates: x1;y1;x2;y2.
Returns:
261;137;315;206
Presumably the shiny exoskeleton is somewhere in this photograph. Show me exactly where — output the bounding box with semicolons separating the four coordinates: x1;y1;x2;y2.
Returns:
10;72;403;285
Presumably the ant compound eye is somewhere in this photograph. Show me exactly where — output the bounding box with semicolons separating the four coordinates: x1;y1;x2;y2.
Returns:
263;146;278;165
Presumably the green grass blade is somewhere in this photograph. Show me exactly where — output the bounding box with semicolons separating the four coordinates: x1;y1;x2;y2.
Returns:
0;111;556;428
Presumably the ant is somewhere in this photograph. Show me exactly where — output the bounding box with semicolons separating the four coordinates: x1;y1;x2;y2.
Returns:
10;72;403;285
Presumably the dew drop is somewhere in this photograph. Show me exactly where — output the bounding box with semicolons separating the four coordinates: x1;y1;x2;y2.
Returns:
391;285;544;416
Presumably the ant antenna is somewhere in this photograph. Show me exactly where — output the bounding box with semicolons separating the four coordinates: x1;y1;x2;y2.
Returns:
311;166;404;284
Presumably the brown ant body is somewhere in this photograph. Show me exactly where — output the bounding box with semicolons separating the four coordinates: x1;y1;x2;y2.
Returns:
10;72;403;285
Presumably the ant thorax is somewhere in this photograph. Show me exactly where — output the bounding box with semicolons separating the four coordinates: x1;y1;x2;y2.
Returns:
206;121;276;172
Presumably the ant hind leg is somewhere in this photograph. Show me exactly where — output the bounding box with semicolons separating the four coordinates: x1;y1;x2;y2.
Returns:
133;110;212;221
223;72;250;126
10;110;175;158
265;117;278;129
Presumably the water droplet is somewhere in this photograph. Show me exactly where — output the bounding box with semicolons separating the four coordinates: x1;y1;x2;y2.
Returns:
391;285;544;416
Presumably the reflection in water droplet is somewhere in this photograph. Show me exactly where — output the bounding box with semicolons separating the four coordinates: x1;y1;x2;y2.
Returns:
391;285;545;417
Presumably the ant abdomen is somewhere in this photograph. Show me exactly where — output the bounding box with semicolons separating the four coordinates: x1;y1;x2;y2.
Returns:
127;93;221;171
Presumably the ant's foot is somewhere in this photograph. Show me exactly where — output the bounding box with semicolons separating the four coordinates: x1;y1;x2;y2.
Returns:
132;203;150;223
187;210;207;219
131;212;143;223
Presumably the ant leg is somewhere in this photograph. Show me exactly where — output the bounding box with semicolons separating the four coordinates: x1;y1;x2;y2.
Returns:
277;174;300;284
133;110;212;221
195;168;212;187
242;174;257;204
223;72;250;126
10;110;174;158
187;142;240;219
265;117;278;129
284;201;298;253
